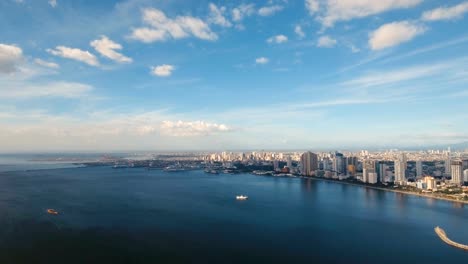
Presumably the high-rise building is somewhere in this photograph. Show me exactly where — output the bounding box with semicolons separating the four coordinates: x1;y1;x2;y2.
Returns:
464;169;468;183
347;156;358;176
363;159;376;183
273;160;279;171
451;160;463;185
445;149;452;175
286;156;292;169
300;151;318;176
394;153;407;184
416;160;423;177
379;163;388;183
333;152;345;176
424;176;436;190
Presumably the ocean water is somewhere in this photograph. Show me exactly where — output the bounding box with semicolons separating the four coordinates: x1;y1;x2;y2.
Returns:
0;166;467;263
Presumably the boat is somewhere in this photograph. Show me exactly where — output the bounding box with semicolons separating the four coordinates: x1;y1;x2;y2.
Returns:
236;195;248;200
47;209;59;215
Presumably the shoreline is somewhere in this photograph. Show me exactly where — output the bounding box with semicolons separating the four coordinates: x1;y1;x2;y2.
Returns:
305;176;468;205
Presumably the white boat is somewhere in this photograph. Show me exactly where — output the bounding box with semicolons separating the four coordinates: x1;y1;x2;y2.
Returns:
236;195;248;200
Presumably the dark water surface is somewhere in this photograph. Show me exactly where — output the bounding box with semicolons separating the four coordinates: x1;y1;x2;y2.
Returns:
0;167;467;263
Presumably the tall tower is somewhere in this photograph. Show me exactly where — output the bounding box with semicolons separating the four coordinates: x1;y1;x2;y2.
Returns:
394;153;407;184
445;148;452;175
363;159;377;183
416;160;423;177
451;160;463;186
300;151;318;176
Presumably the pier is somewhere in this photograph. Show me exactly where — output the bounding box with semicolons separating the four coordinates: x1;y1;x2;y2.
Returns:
434;226;468;251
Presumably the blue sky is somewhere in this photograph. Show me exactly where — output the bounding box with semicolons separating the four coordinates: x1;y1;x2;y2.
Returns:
0;0;468;152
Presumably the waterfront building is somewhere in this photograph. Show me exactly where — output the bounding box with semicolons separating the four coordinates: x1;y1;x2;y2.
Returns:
368;172;378;184
286;156;292;169
273;160;279;171
378;163;388;183
347;164;356;176
445;150;451;175
394;153;407;184
333;152;345;176
464;169;468;182
451;160;463;185
362;159;377;183
416;160;423;177
424;176;436;190
300;152;318;176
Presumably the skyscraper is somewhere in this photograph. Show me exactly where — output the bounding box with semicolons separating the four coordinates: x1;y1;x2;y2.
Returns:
363;159;376;183
333;152;345;176
445;148;452;175
416;160;423;177
300;151;318;176
451;160;463;186
286;156;292;169
394;153;407;184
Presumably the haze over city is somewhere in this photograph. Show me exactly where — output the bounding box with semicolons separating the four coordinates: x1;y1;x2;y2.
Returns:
1;0;468;152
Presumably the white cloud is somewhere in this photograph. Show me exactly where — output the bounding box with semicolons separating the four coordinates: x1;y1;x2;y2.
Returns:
312;0;422;27
305;0;320;15
160;120;231;137
317;35;337;47
369;21;426;50
34;58;59;69
342;62;454;88
0;43;23;74
130;8;217;43
90;35;132;63
255;57;269;64
258;5;284;16
232;4;256;22
47;46;99;66
151;64;174;77
48;0;57;8
421;2;468;21
267;34;288;44
0;81;92;98
208;3;232;27
294;25;305;38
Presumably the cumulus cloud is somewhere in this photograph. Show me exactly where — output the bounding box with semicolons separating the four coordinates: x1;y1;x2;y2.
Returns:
160;120;231;137
47;46;99;66
369;21;426;50
232;3;256;22
421;2;468;21
267;34;288;44
310;0;422;27
317;35;337;47
258;5;284;16
0;43;23;74
255;57;269;64
294;25;305;38
305;0;320;15
130;8;217;43
208;3;232;27
151;64;174;77
48;0;57;8
34;58;59;69
90;35;132;63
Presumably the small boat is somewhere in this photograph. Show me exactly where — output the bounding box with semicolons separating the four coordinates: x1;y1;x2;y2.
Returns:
47;209;59;215
236;195;248;200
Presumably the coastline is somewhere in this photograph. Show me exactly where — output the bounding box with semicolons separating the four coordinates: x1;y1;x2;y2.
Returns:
305;176;468;205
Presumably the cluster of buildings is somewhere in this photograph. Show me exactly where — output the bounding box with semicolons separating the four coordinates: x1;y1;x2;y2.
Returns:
204;148;468;189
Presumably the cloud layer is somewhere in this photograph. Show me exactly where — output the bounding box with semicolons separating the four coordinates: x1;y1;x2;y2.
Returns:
130;8;218;43
369;21;426;50
47;46;99;66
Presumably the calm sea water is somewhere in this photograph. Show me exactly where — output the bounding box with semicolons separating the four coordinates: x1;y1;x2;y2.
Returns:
0;166;467;263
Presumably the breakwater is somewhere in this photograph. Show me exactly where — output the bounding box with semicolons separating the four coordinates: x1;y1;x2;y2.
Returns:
434;226;468;251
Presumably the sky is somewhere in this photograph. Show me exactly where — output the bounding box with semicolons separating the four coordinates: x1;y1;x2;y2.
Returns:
0;0;468;152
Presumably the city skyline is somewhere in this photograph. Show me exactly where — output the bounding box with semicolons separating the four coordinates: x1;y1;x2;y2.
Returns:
1;0;468;151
